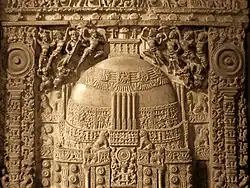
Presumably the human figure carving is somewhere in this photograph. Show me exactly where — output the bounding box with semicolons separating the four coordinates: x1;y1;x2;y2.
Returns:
195;31;208;68
179;30;196;65
60;29;79;67
84;145;94;164
17;27;25;42
53;90;62;112
37;28;53;72
37;69;53;92
41;125;53;146
75;28;105;71
187;92;193;112
166;27;181;73
25;27;37;50
53;66;70;89
151;146;164;164
139;130;153;150
47;28;70;71
40;94;53;115
140;27;167;67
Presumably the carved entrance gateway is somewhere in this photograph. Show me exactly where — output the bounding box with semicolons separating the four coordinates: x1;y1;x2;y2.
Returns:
0;0;249;187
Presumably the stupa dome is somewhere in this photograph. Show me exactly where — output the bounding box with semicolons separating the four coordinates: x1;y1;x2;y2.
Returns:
66;56;179;130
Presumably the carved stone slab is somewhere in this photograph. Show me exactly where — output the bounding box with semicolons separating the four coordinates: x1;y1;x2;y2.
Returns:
0;0;249;188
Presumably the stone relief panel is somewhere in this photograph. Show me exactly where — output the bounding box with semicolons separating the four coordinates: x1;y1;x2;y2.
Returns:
0;0;249;187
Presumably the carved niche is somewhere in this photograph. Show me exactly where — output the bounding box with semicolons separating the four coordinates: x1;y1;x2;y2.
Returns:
0;0;249;188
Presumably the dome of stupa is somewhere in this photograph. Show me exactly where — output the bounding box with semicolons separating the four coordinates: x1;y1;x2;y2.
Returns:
66;56;179;130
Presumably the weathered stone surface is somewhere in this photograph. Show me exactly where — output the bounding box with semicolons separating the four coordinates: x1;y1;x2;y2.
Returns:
0;0;249;187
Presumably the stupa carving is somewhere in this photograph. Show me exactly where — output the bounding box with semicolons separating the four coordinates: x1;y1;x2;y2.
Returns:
0;0;249;187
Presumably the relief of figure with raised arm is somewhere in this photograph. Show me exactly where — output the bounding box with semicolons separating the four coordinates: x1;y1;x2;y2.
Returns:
47;28;70;70
75;28;105;71
140;27;167;67
165;27;181;73
180;30;196;66
37;28;53;72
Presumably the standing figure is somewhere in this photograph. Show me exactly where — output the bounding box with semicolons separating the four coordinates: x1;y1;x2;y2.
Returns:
187;92;193;113
166;28;181;73
47;28;70;71
235;25;245;48
61;29;79;67
41;126;53;146
140;27;167;67
180;30;196;66
37;28;52;71
25;27;37;50
195;31;208;68
40;94;53;115
75;28;105;71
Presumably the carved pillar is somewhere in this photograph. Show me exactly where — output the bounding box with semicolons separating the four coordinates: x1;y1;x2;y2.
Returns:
7;87;23;187
209;25;246;188
4;38;36;187
222;89;237;186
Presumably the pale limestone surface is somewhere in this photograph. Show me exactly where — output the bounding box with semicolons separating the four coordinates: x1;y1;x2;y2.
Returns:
0;0;249;187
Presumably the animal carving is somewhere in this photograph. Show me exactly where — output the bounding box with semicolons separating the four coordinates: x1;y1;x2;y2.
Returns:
139;130;153;150
92;131;109;151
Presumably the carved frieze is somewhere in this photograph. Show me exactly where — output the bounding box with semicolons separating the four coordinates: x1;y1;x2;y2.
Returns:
0;0;249;187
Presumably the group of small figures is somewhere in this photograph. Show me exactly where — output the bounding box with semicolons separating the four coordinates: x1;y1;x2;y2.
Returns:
37;26;105;92
140;27;208;89
36;26;208;92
